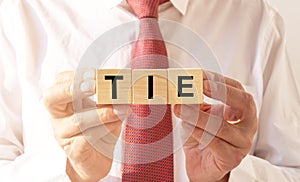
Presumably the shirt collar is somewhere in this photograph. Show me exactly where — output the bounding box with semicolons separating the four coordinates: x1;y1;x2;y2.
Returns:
108;0;189;15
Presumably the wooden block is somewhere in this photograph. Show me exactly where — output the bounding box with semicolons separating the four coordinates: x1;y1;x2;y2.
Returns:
168;68;203;104
132;69;168;104
96;69;131;104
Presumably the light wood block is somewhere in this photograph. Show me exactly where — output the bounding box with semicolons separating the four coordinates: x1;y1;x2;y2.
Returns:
132;69;168;104
96;69;131;104
168;68;203;104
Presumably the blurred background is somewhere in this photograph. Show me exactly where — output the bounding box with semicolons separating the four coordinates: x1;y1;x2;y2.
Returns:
268;0;300;82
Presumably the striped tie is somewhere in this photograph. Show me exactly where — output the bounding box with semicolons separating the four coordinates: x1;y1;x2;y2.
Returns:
122;0;174;181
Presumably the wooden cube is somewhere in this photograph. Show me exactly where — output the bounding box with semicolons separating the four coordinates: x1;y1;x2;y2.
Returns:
168;68;203;104
96;69;131;104
132;69;168;104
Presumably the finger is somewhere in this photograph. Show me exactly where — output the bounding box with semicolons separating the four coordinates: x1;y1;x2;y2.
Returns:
56;121;121;158
182;132;199;148
67;136;94;161
175;104;241;124
82;120;122;141
44;79;95;118
177;105;251;148
54;71;74;84
203;80;256;120
55;69;95;84
44;79;95;113
96;104;130;126
208;133;250;172
86;130;120;159
74;97;99;115
174;104;200;125
203;71;244;90
110;104;131;121
184;119;252;149
82;97;97;110
222;105;241;122
199;103;213;113
204;104;241;122
183;129;250;172
49;102;74;118
44;69;96;116
52;106;123;139
79;104;131;122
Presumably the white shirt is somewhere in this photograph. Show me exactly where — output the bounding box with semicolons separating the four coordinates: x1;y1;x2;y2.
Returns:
0;0;300;181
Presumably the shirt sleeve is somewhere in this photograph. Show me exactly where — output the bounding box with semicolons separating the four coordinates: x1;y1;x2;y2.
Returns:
0;1;68;181
229;5;300;182
0;0;24;175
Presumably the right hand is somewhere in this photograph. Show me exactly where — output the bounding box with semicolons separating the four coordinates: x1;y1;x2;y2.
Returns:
43;69;124;181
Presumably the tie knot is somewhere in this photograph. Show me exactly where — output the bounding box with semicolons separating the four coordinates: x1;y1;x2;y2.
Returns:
127;0;164;19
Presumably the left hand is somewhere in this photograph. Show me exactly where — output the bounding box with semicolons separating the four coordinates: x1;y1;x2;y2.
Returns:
43;70;123;181
174;71;258;182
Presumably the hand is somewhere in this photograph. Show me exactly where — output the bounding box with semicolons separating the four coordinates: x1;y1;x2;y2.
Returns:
43;70;124;181
174;71;258;182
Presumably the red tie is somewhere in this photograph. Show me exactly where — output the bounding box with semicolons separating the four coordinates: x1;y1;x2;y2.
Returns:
122;0;174;181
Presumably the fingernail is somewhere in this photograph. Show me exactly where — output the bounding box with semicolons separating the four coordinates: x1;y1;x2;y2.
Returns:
83;70;95;80
177;104;200;122
80;80;95;93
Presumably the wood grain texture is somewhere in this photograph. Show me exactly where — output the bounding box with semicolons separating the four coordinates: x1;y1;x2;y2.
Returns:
96;68;203;104
132;69;168;104
96;69;131;104
168;68;203;104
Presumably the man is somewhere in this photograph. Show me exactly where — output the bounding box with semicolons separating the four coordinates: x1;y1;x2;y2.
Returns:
0;0;299;181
